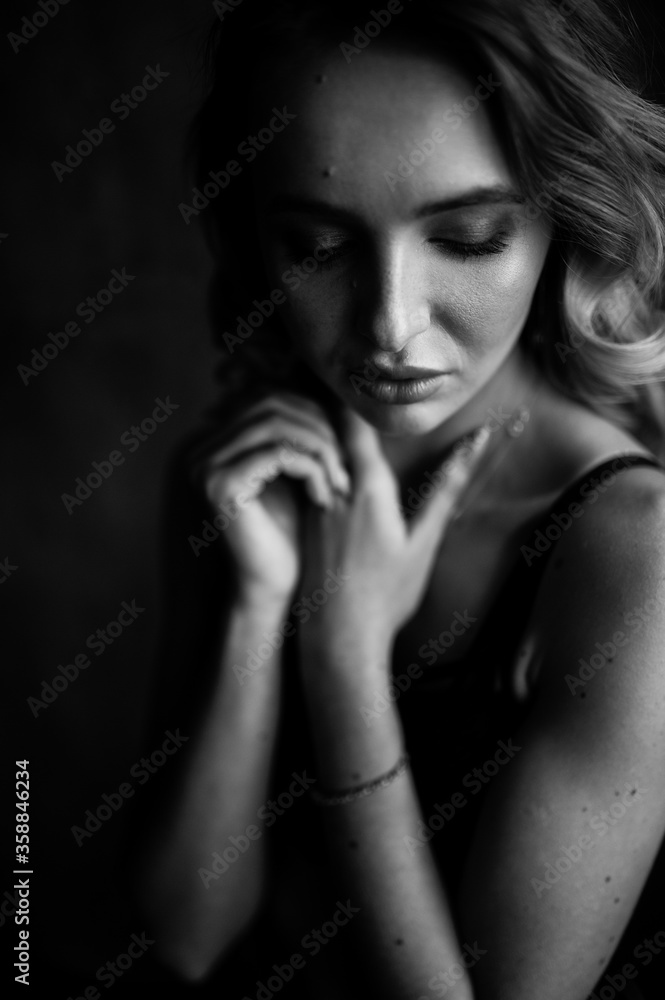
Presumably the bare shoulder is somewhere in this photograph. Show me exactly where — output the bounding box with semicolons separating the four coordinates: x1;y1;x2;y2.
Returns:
524;437;665;731
537;444;665;582
519;381;658;494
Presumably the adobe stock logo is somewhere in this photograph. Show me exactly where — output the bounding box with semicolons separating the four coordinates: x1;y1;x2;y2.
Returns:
51;66;170;182
70;729;188;846
60;396;179;515
7;0;70;54
17;267;135;385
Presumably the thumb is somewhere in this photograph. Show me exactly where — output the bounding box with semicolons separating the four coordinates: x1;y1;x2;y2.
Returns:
408;424;492;562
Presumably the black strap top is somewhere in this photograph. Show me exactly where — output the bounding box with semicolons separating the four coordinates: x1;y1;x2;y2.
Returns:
397;452;665;879
405;452;664;692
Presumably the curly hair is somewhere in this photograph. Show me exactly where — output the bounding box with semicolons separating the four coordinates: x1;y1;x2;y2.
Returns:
190;0;665;456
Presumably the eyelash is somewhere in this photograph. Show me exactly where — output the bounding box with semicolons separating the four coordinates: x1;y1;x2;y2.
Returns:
431;235;510;260
287;234;510;268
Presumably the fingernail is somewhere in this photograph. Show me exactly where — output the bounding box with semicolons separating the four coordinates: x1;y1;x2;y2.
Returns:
317;489;335;510
471;424;491;447
458;425;490;458
336;467;353;495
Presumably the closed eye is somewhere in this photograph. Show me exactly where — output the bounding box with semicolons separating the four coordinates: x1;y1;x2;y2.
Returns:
284;233;511;270
283;237;356;269
430;235;510;260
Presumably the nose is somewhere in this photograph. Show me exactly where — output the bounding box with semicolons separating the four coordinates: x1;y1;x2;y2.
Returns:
356;242;430;353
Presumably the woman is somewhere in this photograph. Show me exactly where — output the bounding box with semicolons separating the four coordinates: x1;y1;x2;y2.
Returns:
134;1;665;997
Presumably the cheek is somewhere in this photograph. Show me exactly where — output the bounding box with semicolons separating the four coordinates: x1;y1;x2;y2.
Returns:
440;250;547;356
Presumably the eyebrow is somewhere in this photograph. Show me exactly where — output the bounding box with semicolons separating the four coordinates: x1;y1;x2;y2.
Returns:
266;186;525;221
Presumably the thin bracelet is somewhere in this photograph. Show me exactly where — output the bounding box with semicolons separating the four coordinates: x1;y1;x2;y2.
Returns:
310;753;410;807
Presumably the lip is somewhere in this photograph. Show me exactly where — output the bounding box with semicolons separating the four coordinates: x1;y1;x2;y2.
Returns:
350;363;443;381
344;358;444;382
355;373;448;404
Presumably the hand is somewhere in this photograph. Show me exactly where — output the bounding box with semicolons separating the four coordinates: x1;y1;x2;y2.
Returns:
189;393;351;606
298;408;491;665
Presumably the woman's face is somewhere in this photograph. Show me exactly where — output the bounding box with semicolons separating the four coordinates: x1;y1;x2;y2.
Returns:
252;37;552;436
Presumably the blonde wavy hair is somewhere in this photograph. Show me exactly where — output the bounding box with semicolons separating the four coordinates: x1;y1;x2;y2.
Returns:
193;0;665;457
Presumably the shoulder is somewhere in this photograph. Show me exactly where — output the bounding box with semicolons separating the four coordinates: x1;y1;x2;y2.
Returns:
512;377;665;703
526;454;665;727
540;455;665;582
517;379;658;495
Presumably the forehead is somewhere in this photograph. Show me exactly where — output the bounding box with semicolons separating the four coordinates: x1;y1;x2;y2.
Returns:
251;37;514;216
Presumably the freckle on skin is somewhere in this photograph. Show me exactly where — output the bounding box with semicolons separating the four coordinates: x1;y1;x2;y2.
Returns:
605;876;611;882
614;898;620;904
395;939;404;946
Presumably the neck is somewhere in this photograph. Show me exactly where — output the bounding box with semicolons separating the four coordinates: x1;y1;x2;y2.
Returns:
379;345;540;476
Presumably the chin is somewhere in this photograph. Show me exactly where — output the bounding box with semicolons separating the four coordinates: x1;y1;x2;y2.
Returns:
349;394;454;437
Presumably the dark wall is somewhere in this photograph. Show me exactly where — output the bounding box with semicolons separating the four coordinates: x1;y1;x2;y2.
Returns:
1;0;220;989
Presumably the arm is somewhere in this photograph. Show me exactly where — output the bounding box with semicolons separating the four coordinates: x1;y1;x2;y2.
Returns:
136;593;287;982
300;640;472;998
298;419;665;999
457;466;665;998
134;395;352;981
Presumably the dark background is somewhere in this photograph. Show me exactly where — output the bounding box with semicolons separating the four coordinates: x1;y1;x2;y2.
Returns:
1;0;218;993
2;1;665;996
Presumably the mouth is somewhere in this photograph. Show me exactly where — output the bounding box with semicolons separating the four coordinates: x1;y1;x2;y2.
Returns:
349;364;451;404
351;363;443;380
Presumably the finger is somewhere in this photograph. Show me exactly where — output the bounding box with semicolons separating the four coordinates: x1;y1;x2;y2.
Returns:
408;424;493;558
205;446;336;512
203;419;351;497
339;407;395;494
188;395;345;487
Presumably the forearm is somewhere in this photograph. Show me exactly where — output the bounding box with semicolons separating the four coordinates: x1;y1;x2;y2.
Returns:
300;641;475;1000
137;596;287;979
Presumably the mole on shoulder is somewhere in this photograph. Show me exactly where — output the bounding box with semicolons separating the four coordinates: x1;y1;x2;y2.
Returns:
605;876;611;882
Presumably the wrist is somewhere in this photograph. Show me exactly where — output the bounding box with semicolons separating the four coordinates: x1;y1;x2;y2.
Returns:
231;586;293;622
300;620;395;665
